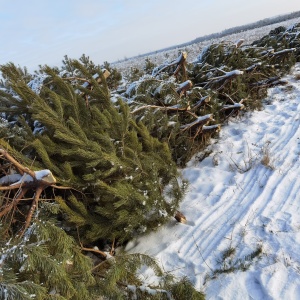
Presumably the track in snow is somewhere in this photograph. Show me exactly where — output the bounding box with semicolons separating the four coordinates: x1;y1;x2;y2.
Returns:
127;63;300;300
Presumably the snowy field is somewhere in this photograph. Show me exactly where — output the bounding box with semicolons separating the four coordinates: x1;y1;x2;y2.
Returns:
126;61;300;299
114;16;300;74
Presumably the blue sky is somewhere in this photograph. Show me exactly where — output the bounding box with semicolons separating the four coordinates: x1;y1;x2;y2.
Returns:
0;0;299;71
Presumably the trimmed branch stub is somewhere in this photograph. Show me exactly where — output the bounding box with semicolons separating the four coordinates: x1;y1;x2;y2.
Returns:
0;148;57;236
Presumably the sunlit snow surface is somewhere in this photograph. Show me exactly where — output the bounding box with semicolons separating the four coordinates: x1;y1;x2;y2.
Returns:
126;64;300;299
115;17;300;75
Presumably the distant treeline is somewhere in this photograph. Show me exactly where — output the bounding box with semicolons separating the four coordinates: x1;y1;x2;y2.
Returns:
119;10;300;62
189;11;300;45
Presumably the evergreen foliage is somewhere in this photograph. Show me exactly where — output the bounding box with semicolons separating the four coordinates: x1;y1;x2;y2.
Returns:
123;67;145;83
1;201;202;299
0;60;184;244
62;54;98;75
0;213;95;299
1;20;300;299
120;22;300;165
92;254;204;300
0;60;197;299
144;58;157;75
101;61;123;90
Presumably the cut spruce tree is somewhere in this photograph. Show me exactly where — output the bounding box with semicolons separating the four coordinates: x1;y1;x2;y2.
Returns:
0;60;185;245
0;60;203;299
0;21;300;299
119;22;300;165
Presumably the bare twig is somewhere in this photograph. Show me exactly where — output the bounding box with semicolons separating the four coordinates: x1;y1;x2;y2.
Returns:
80;243;107;259
0;149;35;178
0;148;71;235
192;235;213;272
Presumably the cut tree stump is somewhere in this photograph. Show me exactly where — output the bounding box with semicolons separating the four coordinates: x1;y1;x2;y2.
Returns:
152;52;187;79
180;114;214;132
176;80;193;97
174;210;187;224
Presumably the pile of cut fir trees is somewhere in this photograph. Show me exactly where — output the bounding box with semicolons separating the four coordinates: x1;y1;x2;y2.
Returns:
0;22;299;299
0;56;202;299
118;22;300;166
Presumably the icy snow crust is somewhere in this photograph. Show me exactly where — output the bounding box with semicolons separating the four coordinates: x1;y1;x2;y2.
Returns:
127;64;300;299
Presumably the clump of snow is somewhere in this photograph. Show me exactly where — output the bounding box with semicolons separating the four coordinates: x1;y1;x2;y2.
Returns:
34;169;52;180
7;169;55;186
0;174;22;185
27;74;48;94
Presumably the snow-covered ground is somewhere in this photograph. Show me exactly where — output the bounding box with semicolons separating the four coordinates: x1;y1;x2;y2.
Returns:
114;16;300;74
126;63;300;299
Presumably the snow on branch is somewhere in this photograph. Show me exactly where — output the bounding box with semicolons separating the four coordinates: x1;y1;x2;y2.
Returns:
180;114;214;132
207;70;244;82
203;69;244;89
176;80;193;96
250;76;288;87
192;95;211;110
152;52;187;78
131;103;190;114
270;48;296;57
